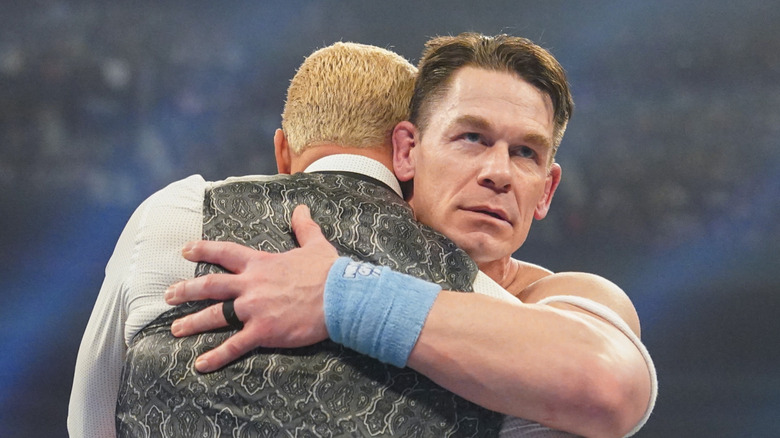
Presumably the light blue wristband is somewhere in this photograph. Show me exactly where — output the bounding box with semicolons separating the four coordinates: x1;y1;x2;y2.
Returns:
324;257;442;367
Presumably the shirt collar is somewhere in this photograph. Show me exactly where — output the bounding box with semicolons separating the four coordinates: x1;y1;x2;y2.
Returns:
303;154;403;198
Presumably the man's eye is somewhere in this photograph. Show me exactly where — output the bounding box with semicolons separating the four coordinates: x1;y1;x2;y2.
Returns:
513;146;536;159
463;132;482;143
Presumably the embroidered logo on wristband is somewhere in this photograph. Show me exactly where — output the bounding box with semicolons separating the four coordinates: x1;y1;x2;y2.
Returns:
343;260;382;279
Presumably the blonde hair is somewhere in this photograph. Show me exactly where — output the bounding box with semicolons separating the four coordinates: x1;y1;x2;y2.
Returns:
282;42;417;155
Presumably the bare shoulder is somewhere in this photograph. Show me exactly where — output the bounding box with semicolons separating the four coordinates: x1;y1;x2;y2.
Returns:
518;271;642;337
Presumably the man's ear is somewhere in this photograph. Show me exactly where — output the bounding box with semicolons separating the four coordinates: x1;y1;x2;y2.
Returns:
534;162;562;220
392;121;418;182
274;129;292;174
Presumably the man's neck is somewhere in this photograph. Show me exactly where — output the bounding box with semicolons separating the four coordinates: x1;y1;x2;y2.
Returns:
291;144;394;173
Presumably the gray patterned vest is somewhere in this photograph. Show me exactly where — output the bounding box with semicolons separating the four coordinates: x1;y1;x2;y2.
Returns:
116;172;503;437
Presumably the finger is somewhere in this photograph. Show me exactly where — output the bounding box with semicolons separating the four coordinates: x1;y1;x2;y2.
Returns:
181;240;261;273
194;328;258;373
170;302;228;337
165;273;240;304
291;204;330;248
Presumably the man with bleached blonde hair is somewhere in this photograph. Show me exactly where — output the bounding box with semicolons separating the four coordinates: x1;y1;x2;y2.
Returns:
280;41;416;154
70;41;510;437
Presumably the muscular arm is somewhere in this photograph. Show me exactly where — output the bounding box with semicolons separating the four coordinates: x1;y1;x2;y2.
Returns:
409;274;652;437
166;205;653;437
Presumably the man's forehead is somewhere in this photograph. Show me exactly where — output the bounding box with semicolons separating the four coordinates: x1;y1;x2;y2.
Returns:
450;68;552;114
419;67;555;138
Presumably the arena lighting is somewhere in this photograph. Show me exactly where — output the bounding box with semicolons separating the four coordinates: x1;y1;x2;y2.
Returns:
627;164;780;332
0;203;129;411
1;2;298;416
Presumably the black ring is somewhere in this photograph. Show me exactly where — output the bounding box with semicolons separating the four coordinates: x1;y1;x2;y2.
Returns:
222;299;244;329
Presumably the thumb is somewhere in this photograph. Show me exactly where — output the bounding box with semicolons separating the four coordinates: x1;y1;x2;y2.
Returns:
291;204;330;248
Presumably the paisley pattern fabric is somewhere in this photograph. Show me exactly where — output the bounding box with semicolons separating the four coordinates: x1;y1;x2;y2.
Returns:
116;172;503;437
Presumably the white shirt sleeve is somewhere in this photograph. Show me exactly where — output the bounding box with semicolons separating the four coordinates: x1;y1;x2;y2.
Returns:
67;175;205;438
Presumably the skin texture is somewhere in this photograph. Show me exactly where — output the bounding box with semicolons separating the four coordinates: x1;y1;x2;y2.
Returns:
393;67;561;271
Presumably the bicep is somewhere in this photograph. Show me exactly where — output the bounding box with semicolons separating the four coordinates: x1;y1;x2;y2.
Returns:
518;271;642;338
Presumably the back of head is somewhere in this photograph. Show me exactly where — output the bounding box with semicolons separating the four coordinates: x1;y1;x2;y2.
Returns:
282;42;417;155
410;33;574;158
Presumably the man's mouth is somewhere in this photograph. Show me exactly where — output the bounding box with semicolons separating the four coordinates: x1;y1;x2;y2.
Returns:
464;207;511;224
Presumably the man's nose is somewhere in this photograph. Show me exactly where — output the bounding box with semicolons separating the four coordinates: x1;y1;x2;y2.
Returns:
477;146;512;193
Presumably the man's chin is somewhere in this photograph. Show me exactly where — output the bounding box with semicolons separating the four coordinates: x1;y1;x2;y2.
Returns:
454;237;509;265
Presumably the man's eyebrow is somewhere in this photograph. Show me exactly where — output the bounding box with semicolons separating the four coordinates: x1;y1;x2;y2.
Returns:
450;114;492;131
523;132;553;151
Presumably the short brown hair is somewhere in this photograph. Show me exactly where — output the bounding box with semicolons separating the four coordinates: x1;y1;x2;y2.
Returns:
282;42;417;154
410;33;574;158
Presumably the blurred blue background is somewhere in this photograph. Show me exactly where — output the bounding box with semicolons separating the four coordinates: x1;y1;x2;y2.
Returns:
1;1;779;436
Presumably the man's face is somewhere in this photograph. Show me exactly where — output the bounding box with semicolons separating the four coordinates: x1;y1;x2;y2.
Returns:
398;66;561;266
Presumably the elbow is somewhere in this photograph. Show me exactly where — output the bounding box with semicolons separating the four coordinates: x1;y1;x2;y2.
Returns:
573;352;652;438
